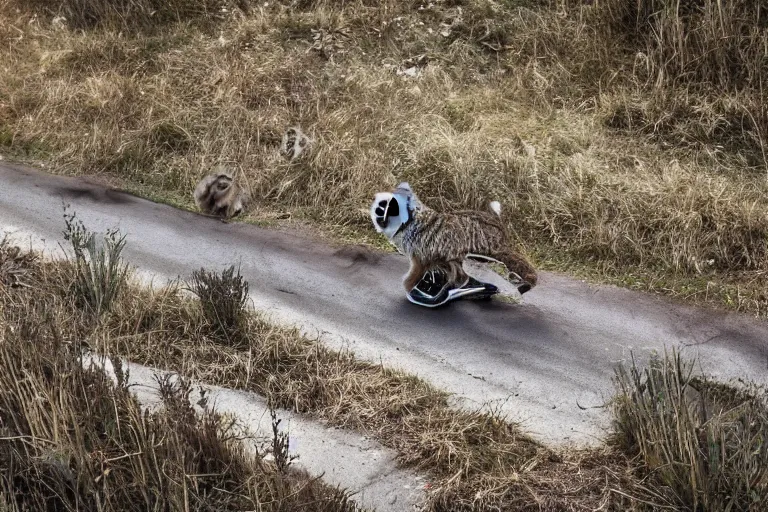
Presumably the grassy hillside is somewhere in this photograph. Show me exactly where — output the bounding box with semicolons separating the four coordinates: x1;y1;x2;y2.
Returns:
1;0;767;314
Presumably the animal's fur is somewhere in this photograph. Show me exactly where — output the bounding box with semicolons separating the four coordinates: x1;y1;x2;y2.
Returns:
193;172;246;220
370;183;538;294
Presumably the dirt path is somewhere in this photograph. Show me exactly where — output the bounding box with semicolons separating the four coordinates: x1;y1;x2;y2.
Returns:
2;162;766;447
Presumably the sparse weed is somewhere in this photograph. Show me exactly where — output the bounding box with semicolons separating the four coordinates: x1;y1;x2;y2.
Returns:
613;350;768;510
269;405;298;474
62;210;128;318
188;265;249;346
0;237;37;288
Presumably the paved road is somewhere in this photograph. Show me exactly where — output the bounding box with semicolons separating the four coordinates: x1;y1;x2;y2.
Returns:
2;162;767;446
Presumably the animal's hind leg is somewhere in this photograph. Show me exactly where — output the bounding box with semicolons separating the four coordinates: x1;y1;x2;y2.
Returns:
445;260;469;289
403;257;428;292
489;249;538;293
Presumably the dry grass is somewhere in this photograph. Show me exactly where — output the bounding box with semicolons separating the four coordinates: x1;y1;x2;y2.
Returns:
0;254;357;511
613;350;768;511
1;230;632;510
63;209;129;317
188;264;250;346
1;0;768;315
8;227;768;510
594;0;768;156
17;0;240;31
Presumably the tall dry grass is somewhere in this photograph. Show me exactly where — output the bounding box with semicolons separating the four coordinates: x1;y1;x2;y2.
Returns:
602;0;768;90
0;250;356;511
591;0;768;167
613;350;768;510
19;0;246;31
0;231;645;510
188;264;250;346
3;226;767;509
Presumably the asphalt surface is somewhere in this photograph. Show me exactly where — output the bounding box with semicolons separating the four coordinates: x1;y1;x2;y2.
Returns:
2;162;767;447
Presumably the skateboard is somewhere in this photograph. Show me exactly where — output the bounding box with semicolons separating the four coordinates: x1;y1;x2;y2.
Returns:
406;268;500;308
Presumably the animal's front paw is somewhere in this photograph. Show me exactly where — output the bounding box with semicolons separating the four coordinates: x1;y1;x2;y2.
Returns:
507;271;533;294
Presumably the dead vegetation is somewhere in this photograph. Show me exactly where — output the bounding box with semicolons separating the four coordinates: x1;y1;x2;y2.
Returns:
188;264;250;345
613;351;768;511
2;227;765;510
17;0;243;31
0;248;357;510
1;0;767;315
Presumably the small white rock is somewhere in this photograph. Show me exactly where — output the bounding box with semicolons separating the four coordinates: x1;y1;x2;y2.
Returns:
523;142;536;158
403;66;418;78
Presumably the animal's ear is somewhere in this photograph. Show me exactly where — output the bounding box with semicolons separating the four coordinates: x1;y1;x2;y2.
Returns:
396;182;423;211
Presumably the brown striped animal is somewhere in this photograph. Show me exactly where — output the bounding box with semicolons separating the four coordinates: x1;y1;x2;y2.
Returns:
370;182;537;295
193;172;246;220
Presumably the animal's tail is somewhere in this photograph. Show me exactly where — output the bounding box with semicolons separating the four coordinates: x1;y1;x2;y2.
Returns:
483;200;538;293
492;249;538;293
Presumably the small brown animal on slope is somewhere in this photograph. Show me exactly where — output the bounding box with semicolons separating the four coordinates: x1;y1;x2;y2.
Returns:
280;125;312;161
193;172;246;220
370;182;538;295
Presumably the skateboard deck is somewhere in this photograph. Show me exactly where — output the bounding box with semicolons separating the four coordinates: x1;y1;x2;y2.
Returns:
406;268;510;308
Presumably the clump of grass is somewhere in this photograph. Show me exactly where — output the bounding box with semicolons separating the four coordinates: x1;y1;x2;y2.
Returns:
62;211;129;318
0;236;38;288
0;281;357;511
613;350;768;510
188;265;249;346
